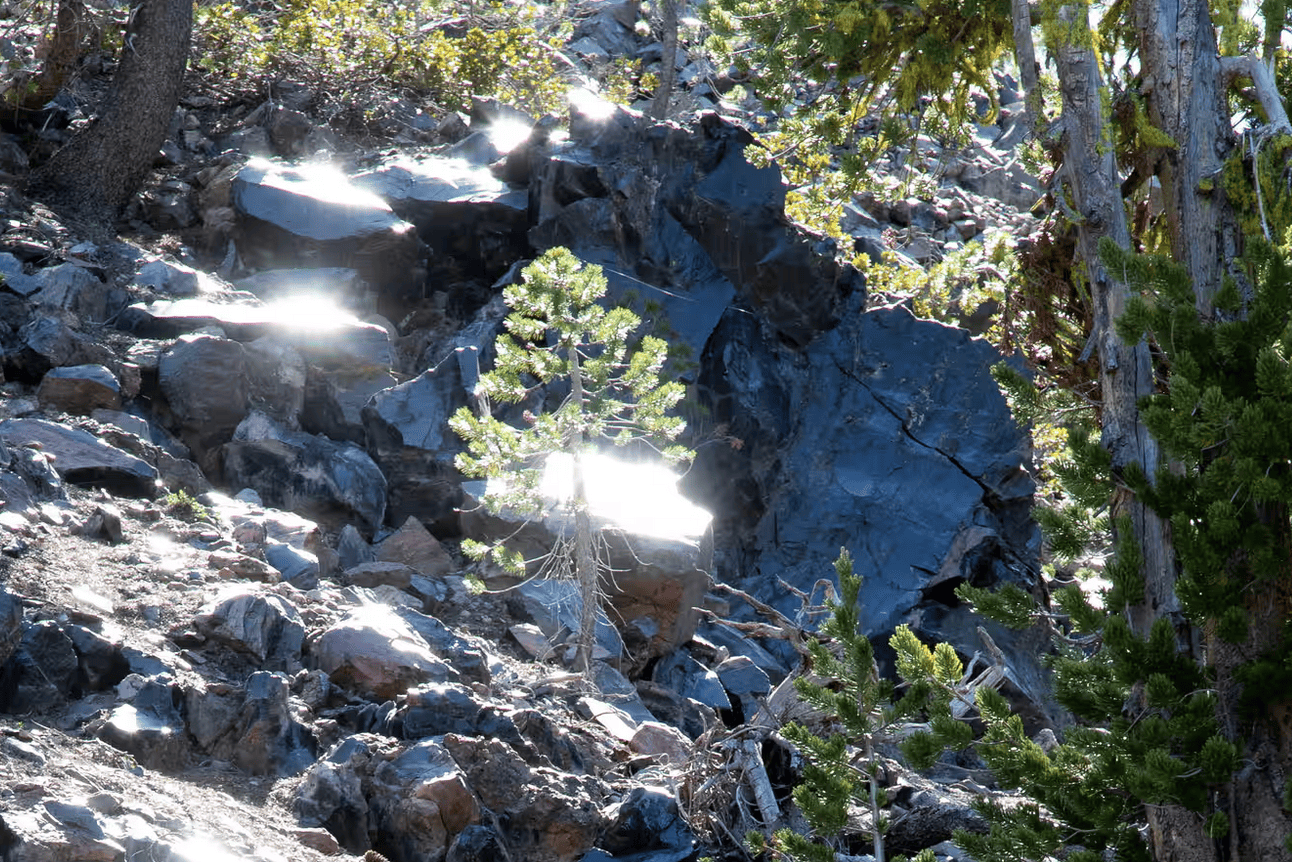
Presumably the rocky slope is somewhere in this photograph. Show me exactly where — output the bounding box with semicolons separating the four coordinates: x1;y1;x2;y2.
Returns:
0;1;1058;860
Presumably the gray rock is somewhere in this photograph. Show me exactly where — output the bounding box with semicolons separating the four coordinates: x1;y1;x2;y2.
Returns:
715;655;770;722
315;605;456;700
688;293;1035;641
37;364;122;414
447;824;506;862
91;409;152;440
392;607;490;685
223;411;387;536
353;153;530;283
64;625;129;693
337;523;376;570
30;263;126;325
398;681;483;737
652;650;730;711
514;578;625;664
370;738;481;861
0;418;158;497
135;258;202;297
0;252;40;296
229;671;316;776
361;366;466;532
597;787;694;861
11;314;117;379
0;621;78;712
192;588;306;670
264;540;321;589
231;160;425;315
342;560;415;589
95;678;189;771
294;734;380;853
243;336;307;428
158;333;250;473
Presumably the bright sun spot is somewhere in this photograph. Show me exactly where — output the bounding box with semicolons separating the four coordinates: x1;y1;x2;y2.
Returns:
263;293;359;331
568;86;617;121
172;835;243;862
539;451;711;542
248;158;392;212
486;117;534;153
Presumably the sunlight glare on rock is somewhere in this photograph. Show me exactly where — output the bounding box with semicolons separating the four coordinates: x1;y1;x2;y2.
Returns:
486;116;534;153
540;451;710;541
263;293;359;331
568;86;617;121
172;834;243;862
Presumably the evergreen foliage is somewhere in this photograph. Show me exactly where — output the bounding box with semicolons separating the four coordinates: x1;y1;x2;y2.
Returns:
449;247;691;668
898;241;1292;859
752;550;900;862
702;0;1012;234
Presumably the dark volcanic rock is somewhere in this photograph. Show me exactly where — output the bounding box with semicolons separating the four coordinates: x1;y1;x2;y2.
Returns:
0;418;158;497
194;587;307;670
158;333;250;474
223;411;387;535
353;155;530;282
37;363;122;414
361;365;466;533
231;160;426;316
95;679;190;771
0;621;78;712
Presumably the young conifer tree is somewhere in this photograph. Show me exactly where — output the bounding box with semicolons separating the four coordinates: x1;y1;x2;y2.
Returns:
449;247;692;674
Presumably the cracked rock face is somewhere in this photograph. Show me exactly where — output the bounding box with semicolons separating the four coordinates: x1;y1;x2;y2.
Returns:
685;290;1048;717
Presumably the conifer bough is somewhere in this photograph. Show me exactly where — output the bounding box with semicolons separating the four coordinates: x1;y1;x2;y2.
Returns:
450;247;692;674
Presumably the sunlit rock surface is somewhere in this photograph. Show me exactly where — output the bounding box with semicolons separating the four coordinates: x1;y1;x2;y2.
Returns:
231;160;426;315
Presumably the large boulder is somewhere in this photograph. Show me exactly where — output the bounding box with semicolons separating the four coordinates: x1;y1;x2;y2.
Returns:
223;411;387;535
314;604;457;700
36;364;122;415
353;154;530;284
186;670;316;776
192;587;306;670
361;365;468;533
158;333;250;474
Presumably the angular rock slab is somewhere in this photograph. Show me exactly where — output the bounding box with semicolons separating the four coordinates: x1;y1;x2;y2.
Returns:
361;365;467;532
158;333;250;473
353;154;529;282
223;411;387;535
0;418;158;497
231;159;425;314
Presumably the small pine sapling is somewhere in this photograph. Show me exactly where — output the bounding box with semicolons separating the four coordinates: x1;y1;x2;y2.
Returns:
753;550;902;862
450;247;692;673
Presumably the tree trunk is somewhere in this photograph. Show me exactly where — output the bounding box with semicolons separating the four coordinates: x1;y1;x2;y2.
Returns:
24;0;91;114
567;343;600;676
29;0;191;223
649;0;679;121
1040;0;1292;855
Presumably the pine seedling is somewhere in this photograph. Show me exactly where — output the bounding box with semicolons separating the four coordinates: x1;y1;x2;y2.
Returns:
450;247;692;673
